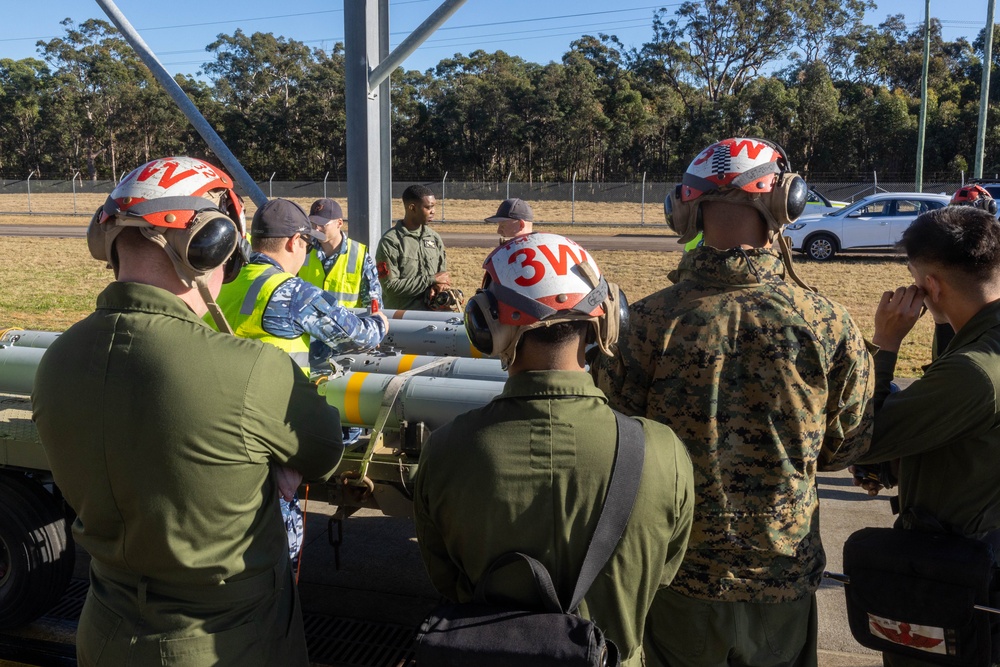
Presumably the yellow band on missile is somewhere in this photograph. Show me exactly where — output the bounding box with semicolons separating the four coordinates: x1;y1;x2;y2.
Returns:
397;354;417;373
470;345;482;359
344;372;368;425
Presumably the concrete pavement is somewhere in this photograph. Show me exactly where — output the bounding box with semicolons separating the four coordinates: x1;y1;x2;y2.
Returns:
291;467;894;666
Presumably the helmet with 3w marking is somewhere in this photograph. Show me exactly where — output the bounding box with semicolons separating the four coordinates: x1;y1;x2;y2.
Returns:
463;232;626;368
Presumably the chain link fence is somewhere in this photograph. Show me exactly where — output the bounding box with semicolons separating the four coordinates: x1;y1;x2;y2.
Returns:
0;176;975;224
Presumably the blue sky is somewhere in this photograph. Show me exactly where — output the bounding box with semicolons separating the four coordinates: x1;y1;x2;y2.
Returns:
1;1;994;77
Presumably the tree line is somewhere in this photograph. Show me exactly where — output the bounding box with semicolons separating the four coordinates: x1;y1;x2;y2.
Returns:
3;0;1000;184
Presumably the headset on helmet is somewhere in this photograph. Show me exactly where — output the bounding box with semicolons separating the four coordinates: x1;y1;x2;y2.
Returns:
463;232;627;369
664;137;808;243
664;137;814;290
85;156;249;334
950;185;998;215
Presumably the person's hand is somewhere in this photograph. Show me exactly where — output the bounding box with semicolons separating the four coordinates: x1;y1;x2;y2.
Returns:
371;310;388;330
433;271;451;286
275;465;303;501
872;285;926;352
923;293;948;325
849;465;883;496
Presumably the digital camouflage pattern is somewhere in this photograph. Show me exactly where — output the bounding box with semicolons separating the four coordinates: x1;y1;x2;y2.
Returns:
246;254;386;358
596;247;874;603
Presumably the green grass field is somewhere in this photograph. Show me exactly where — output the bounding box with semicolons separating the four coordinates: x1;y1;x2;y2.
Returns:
0;234;932;377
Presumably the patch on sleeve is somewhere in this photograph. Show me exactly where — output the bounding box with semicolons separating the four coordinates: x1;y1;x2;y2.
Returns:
377;261;389;278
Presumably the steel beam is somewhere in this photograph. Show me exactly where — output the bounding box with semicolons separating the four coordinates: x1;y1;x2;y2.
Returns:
368;0;467;91
94;0;267;206
345;0;390;253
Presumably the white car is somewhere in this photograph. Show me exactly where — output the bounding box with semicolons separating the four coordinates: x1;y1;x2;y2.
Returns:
784;192;950;260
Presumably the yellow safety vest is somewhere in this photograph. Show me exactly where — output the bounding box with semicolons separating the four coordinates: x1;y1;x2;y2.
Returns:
211;262;310;373
297;238;367;308
684;232;703;252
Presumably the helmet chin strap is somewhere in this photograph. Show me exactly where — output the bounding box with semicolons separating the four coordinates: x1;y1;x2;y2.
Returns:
773;231;816;292
195;273;235;335
140;227;235;335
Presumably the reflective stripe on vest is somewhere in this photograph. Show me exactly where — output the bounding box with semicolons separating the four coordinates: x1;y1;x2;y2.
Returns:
213;262;311;373
297;238;367;308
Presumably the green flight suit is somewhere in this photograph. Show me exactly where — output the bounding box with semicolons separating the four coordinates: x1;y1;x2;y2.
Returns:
413;371;695;667
859;299;1000;667
374;221;446;310
32;282;344;667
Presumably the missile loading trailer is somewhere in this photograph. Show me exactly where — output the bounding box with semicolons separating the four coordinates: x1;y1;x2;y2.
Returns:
0;324;505;629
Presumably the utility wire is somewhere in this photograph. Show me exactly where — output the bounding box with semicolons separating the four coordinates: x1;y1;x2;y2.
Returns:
156;16;653;57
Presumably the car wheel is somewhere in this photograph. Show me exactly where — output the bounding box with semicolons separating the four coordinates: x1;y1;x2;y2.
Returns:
0;472;75;629
805;233;837;261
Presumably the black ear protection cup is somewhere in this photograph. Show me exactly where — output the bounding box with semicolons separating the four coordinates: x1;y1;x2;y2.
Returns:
666;184;700;242
615;287;630;339
183;214;238;272
770;173;809;225
975;198;1000;215
744;137;808;226
223;236;251;283
86;205;110;263
464;290;499;355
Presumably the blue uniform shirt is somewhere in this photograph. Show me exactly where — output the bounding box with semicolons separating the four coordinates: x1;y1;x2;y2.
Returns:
249;253;387;368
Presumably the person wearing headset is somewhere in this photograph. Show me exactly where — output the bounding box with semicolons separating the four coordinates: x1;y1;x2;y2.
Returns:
595;138;875;667
413;233;695;667
32;157;343;667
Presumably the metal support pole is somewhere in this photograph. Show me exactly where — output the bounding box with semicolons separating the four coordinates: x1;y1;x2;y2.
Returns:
571;171;578;224
641;171;647;225
506;171;512;199
915;0;931;192
94;0;267;206
976;0;997;178
26;170;35;213
378;0;392;238
119;170;126;185
441;171;448;222
269;172;276;199
72;171;81;213
323;171;330;199
345;0;389;252
874;170;879;196
962;170;966;186
368;0;467;91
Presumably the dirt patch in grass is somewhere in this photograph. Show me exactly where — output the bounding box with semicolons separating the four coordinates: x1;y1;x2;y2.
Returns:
0;236;932;377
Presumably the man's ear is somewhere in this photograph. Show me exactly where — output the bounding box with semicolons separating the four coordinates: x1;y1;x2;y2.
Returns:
923;272;945;304
284;235;299;253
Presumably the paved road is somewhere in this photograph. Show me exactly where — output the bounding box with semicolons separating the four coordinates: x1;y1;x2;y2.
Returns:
0;224;684;251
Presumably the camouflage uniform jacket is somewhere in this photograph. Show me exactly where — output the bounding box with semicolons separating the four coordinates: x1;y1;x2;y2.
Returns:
596;246;874;603
375;221;446;310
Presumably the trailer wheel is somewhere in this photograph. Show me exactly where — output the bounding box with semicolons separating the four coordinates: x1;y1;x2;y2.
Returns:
0;473;75;629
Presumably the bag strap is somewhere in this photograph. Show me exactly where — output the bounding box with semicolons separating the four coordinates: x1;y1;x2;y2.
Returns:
473;411;646;614
474;551;564;613
568;411;645;612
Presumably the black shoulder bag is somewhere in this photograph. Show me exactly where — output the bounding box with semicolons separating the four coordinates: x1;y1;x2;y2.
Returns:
415;411;645;667
842;511;999;667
